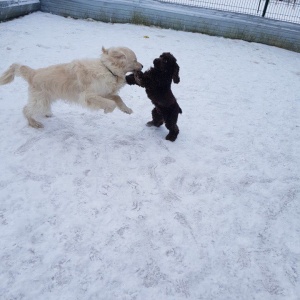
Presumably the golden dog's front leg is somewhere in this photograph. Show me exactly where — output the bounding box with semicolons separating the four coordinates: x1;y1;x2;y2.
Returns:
108;95;133;114
80;92;117;113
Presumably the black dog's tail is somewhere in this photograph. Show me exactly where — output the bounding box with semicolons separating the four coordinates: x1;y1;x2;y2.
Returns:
174;102;182;114
178;103;182;114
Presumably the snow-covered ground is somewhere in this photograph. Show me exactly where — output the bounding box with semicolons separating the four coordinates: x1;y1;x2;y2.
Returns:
0;12;299;300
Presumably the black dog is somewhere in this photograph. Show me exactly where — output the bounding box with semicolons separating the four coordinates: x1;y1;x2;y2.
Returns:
126;52;182;142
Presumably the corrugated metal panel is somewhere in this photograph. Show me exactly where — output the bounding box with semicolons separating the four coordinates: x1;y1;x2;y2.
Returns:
0;0;40;22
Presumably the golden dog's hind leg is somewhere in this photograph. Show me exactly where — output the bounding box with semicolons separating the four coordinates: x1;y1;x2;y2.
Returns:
23;105;44;128
44;103;53;118
23;89;51;128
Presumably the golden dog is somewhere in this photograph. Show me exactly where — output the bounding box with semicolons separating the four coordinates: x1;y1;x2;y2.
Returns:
0;46;143;128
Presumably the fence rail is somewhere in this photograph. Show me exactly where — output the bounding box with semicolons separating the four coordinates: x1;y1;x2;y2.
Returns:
159;0;300;24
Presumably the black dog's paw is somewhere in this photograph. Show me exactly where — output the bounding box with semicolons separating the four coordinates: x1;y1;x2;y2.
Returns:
165;132;178;142
134;70;143;85
126;73;136;85
146;121;163;127
173;77;180;84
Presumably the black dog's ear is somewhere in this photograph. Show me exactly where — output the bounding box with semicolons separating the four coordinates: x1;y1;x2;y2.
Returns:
173;63;180;84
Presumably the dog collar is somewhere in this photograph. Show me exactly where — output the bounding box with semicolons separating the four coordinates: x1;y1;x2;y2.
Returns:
103;63;118;78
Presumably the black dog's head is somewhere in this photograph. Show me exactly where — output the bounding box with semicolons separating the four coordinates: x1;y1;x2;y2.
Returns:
153;52;180;84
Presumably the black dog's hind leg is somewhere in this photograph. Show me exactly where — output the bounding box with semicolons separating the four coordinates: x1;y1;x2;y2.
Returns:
165;123;179;142
147;107;164;127
164;108;180;142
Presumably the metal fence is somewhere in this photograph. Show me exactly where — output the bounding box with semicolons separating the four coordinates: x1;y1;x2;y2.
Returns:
159;0;300;24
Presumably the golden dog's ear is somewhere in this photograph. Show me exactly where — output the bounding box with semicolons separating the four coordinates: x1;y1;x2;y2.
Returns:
102;47;126;60
108;49;127;68
173;63;180;84
102;47;108;54
109;49;126;60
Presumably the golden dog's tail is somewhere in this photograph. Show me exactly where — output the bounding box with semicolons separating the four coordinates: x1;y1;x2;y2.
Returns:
0;63;35;85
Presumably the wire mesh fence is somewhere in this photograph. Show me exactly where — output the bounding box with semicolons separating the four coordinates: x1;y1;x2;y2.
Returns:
158;0;300;24
266;0;299;23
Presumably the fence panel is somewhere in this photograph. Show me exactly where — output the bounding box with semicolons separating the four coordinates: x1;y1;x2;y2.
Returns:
159;0;263;15
158;0;300;23
0;0;40;22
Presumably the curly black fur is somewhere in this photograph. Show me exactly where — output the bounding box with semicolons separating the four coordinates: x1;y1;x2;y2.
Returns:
126;52;182;142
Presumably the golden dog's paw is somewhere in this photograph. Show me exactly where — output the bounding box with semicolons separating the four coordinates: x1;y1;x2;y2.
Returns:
104;103;116;114
122;107;133;114
29;120;44;129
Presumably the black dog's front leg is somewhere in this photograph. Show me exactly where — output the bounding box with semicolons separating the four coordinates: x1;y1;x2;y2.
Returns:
126;71;145;87
125;73;137;85
133;70;146;87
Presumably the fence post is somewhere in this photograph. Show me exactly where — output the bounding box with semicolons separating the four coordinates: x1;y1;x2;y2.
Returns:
262;0;270;17
257;0;262;13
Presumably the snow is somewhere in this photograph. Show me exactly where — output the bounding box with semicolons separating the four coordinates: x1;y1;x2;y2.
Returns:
0;11;300;300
